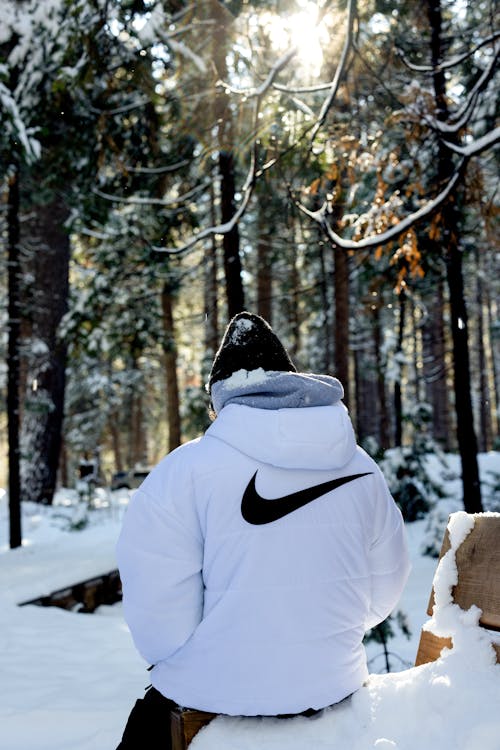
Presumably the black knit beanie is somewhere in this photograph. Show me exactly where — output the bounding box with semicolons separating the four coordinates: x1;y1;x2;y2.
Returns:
208;312;296;391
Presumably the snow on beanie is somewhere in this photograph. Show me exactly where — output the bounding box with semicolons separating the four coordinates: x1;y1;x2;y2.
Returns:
208;311;296;392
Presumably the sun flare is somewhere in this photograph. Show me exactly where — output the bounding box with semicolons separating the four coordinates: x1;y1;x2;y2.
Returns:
265;2;328;74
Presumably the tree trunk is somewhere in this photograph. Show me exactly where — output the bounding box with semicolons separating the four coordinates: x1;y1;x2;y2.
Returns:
256;217;273;325
129;357;146;467
213;6;244;320
7;164;22;547
475;247;493;452
109;414;124;473
204;180;219;374
287;236;301;362
422;274;452;450
427;0;482;512
20;196;70;505
333;247;350;406
219;150;245;317
353;336;380;446
318;241;332;373
485;278;499;442
161;283;181;452
394;291;406;447
372;304;391;450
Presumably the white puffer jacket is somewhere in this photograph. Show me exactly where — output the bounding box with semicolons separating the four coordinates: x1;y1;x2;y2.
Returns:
116;402;410;715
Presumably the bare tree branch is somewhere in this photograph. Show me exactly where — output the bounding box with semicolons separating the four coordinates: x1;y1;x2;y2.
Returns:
217;48;297;98
396;32;500;73
152;148;258;255
126;159;191;175
87;98;151;116
273;81;336;94
309;0;357;142
152;45;301;256
92;180;209;207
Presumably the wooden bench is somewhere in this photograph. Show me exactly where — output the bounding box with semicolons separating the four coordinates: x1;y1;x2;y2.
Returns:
415;513;500;666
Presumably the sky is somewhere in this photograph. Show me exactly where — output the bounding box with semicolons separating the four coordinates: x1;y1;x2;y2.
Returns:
1;452;500;750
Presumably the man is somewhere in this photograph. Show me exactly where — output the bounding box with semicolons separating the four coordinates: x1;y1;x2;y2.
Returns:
116;312;410;748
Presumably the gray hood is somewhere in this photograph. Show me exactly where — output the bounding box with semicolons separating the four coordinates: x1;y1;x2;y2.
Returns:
210;369;344;415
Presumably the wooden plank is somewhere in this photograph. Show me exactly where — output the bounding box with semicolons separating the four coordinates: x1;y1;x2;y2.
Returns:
416;514;500;666
415;630;452;667
170;707;217;749
19;570;122;613
452;516;500;630
415;629;500;667
426;516;500;629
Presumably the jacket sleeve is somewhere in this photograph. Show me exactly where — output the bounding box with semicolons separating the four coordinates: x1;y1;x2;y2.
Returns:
115;452;203;665
364;465;411;631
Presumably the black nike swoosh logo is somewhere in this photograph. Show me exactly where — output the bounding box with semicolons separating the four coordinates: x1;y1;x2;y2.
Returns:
241;471;373;525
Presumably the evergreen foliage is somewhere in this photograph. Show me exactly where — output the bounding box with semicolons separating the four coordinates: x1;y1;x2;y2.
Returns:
1;0;498;526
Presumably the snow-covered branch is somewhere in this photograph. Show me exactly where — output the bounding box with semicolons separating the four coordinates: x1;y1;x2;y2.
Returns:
79;227;120;241
273;81;336;94
0;81;41;163
295;161;466;251
443;127;500;157
396;32;500;73
432;44;499;135
92;180;209;208
217;49;297;98
88;98;151;116
309;0;357;142
153;150;258;255
125;159;191;175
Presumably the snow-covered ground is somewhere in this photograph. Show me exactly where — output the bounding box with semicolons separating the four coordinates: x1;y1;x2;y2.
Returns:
1;452;499;750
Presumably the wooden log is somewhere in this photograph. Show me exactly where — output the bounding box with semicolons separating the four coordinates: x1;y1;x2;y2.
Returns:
415;514;500;666
19;570;122;612
170;707;217;749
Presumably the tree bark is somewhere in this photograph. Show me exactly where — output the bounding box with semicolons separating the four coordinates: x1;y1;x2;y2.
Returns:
203;181;219;374
219;150;245;317
20;195;70;505
427;0;482;511
333;247;350;406
256;217;273;325
485;277;499;442
394;291;406;447
109;413;124;473
128;354;146;467
286;234;301;362
475;247;493;452
213;6;244;319
422;274;452;450
372;303;391;450
318;241;332;373
161;283;181;452
353;336;380;446
7;164;22;547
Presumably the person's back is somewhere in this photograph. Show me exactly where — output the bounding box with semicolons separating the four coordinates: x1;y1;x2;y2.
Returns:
115;312;411;745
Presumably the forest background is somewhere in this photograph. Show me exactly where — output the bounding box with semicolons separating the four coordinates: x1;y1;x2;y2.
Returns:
1;0;499;549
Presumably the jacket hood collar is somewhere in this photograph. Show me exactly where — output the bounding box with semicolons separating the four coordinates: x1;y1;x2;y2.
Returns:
206;402;357;471
210;369;344;415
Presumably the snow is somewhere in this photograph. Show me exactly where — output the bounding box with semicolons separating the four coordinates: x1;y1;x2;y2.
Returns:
1;454;500;750
228;317;255;343
222;367;268;388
